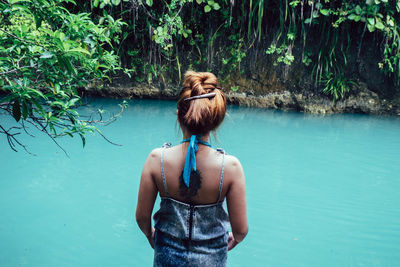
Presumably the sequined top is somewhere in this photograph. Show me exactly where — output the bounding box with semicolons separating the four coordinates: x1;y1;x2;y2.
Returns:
153;143;230;241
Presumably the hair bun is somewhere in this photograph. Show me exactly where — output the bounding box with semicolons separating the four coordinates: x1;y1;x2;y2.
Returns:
177;71;226;134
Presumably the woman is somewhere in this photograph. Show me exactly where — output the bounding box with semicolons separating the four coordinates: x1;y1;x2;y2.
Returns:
136;71;248;266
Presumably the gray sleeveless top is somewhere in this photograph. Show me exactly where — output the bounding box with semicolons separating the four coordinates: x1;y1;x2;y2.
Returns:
153;144;230;241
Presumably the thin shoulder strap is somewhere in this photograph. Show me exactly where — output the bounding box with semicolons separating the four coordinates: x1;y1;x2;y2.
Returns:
161;143;171;197
216;149;225;203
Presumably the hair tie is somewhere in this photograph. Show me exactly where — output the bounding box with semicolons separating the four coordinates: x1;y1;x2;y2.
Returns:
184;92;216;102
181;135;212;187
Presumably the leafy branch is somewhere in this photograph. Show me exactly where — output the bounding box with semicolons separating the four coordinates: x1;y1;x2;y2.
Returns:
0;0;128;154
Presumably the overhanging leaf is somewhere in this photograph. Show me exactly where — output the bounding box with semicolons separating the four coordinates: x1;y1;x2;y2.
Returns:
12;100;21;122
80;134;86;148
22;101;28;119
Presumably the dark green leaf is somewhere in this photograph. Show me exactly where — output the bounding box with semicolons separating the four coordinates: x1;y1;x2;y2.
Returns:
30;99;44;112
68;114;76;124
57;55;75;75
12;4;32;14
34;15;43;29
22;101;29;119
12;100;21;122
49;124;56;135
80;134;86;148
50;101;65;108
28;88;46;99
355;5;362;15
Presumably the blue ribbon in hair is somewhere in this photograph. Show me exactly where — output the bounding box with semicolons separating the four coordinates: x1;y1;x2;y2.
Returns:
181;135;212;187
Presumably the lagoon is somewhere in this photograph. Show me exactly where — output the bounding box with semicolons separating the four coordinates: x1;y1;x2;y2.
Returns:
1;98;400;266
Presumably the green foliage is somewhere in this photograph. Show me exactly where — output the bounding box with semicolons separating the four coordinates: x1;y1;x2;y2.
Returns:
114;0;399;94
66;0;400;100
322;72;356;101
2;0;399;135
221;34;246;75
255;0;399;98
266;43;295;66
230;85;239;92
0;0;126;153
203;0;220;13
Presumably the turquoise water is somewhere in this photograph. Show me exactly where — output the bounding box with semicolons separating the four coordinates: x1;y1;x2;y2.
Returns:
1;98;400;266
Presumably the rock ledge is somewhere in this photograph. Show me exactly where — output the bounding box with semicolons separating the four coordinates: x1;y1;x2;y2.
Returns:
81;84;400;115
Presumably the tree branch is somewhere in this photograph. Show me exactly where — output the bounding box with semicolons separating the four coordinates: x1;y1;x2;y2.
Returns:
1;100;126;155
0;124;36;155
0;28;40;46
0;65;36;76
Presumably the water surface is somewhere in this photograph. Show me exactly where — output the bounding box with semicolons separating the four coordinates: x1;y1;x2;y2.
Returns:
1;99;399;266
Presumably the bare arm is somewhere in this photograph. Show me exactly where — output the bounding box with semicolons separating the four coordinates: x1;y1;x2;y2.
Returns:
136;149;159;248
226;156;248;250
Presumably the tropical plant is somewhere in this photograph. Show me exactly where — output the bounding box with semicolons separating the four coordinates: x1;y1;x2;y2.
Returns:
91;0;400;97
0;0;127;154
322;72;356;101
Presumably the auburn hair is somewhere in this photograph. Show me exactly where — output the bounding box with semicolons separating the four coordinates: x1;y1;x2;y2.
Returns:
177;71;226;135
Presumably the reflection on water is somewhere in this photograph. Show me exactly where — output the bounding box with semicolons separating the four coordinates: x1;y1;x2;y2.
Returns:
1;98;400;266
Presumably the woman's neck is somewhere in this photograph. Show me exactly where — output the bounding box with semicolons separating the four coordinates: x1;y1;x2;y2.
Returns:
182;132;210;143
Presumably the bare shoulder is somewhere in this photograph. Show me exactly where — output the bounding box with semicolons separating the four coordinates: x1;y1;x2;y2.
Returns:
148;147;162;160
224;154;243;169
223;154;245;181
142;147;163;175
147;144;183;164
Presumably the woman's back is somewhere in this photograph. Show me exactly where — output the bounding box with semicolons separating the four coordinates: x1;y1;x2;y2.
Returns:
154;143;231;205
